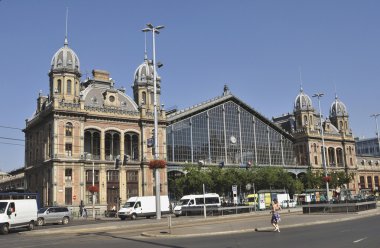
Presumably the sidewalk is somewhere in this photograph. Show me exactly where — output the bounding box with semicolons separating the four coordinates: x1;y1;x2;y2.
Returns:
141;207;380;238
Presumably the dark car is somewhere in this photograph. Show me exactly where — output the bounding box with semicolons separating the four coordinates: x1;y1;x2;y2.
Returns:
37;207;71;226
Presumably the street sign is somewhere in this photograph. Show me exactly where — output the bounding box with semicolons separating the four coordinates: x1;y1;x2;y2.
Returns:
73;195;76;200
232;185;237;193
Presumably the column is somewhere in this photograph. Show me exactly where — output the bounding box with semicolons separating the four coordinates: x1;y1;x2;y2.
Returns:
100;130;105;160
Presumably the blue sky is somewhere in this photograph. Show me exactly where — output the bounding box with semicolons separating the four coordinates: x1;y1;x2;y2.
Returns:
0;0;379;172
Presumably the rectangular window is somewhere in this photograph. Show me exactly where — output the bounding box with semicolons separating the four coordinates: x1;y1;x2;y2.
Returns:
367;176;373;189
65;168;72;181
107;170;119;182
314;156;318;165
65;143;72;157
86;170;99;183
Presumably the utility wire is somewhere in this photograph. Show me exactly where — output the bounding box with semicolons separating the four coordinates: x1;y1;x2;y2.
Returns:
0;136;24;142
0;141;24;147
0;125;23;131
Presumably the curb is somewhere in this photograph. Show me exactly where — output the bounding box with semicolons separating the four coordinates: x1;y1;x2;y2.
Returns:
141;209;380;238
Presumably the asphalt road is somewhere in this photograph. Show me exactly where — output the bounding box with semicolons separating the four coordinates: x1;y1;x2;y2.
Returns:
1;215;378;248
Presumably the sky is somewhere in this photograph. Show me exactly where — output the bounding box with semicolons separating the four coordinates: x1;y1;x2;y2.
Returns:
0;0;380;172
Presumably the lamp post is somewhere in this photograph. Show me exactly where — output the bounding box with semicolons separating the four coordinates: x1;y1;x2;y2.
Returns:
142;23;164;220
312;93;330;202
370;113;380;156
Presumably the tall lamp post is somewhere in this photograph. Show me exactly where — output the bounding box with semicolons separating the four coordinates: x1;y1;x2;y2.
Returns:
142;23;164;220
370;113;380;156
312;93;330;201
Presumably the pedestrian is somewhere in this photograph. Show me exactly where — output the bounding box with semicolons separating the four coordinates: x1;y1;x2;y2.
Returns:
82;207;88;218
271;198;282;232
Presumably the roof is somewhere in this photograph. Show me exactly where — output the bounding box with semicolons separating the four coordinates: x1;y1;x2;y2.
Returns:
167;91;294;140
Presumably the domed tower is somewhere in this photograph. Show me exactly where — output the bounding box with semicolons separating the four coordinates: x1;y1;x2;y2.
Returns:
132;55;161;111
49;36;81;103
293;87;315;131
329;94;349;134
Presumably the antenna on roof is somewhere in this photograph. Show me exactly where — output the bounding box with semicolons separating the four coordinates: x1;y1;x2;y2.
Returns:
64;7;69;46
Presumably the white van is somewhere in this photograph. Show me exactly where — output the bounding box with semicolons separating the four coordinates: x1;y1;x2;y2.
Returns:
0;199;38;234
174;193;221;217
118;195;170;220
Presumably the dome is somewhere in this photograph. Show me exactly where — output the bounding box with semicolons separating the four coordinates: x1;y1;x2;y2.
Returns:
330;95;348;117
133;58;160;85
294;88;313;111
50;37;80;72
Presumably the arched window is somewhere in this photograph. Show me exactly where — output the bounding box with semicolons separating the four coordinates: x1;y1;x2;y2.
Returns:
84;129;101;160
67;80;72;95
339;121;343;130
336;148;343;166
328;147;335;166
125;132;139;161
313;143;317;153
65;122;73;137
105;131;120;160
57;79;62;93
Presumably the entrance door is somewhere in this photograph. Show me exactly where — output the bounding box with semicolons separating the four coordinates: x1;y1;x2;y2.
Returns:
107;187;119;210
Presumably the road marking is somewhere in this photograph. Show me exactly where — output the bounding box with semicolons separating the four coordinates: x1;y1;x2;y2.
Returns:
353;237;367;243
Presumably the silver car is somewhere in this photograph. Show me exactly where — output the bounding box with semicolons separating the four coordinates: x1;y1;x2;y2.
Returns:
37;207;70;226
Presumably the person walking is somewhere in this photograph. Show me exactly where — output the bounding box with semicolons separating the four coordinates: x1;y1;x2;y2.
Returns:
271;198;282;232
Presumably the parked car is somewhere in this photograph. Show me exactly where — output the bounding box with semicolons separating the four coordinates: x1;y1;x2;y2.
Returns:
37;207;71;226
281;200;297;208
0;199;38;234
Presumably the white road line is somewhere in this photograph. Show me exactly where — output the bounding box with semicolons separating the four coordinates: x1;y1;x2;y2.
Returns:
353;237;368;243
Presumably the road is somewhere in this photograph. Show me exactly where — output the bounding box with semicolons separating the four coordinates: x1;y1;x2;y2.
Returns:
1;215;378;248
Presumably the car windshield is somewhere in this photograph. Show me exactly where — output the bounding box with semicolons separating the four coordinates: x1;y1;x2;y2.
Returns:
38;208;48;213
123;202;135;208
179;199;190;206
0;202;8;214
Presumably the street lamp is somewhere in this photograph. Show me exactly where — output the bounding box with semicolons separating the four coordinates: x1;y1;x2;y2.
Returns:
370;113;380;156
86;153;96;219
312;93;330;202
142;23;164;220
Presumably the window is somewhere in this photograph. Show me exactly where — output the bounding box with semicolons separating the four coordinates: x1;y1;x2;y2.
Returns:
314;156;318;165
142;92;146;104
66;122;73;137
57;79;62;93
367;176;373;189
65;168;72;181
67;80;72;95
86;170;99;183
107;170;119;182
65;143;72;157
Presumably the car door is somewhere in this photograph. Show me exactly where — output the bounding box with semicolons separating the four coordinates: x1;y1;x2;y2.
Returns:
45;208;56;224
7;202;16;227
134;202;142;215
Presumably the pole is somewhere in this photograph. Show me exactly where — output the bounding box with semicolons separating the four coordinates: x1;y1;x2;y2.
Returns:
92;161;95;219
203;184;206;219
315;93;330;201
371;114;380;156
152;28;161;220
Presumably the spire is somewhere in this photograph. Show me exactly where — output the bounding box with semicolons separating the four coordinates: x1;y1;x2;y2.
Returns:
144;32;148;60
299;66;303;92
64;7;69;46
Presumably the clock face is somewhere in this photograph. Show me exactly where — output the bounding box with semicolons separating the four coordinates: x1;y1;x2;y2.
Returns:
230;136;237;144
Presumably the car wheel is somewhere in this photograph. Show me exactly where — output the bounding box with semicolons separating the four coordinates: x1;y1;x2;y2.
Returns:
37;218;45;226
0;224;9;234
146;216;151;219
62;217;69;225
131;214;137;220
27;221;34;231
120;216;126;220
